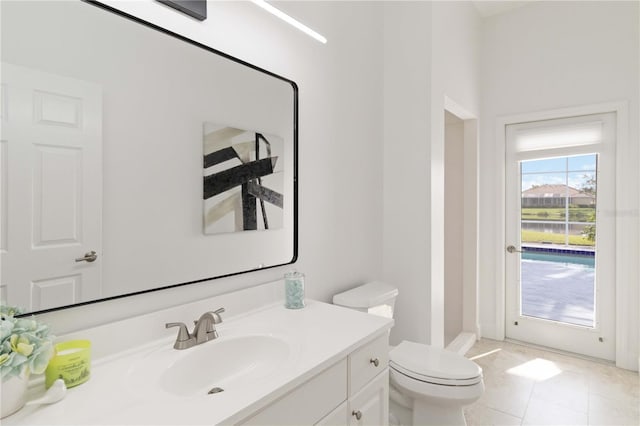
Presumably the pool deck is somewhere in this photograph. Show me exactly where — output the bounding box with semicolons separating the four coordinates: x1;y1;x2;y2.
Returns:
520;251;595;328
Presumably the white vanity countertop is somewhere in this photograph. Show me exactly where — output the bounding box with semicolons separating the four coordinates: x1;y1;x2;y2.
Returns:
5;300;393;425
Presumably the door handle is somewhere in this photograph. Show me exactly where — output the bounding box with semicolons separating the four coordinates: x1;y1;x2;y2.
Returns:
506;245;522;254
75;251;98;263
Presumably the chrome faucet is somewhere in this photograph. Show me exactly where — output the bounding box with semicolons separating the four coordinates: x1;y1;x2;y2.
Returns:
166;308;225;350
193;308;225;344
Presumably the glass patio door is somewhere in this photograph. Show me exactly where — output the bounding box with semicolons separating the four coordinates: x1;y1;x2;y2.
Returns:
505;113;616;361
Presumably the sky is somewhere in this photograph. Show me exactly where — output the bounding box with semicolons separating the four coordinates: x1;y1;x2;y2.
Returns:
521;154;597;192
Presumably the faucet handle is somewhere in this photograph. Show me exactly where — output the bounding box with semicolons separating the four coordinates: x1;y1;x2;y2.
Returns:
166;322;191;342
195;308;224;332
212;308;225;324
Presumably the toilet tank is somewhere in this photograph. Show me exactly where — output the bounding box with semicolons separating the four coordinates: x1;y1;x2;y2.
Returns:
332;281;399;319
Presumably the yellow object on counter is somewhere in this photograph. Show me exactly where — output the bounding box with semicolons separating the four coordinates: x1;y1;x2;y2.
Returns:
45;340;91;389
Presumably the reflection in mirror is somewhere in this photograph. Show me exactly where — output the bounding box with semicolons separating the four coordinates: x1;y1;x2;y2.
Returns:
202;124;285;235
0;0;298;315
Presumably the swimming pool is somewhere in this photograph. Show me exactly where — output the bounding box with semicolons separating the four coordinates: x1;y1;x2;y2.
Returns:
522;251;595;267
520;249;595;328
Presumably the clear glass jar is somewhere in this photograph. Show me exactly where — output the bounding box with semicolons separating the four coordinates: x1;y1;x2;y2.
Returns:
284;271;305;309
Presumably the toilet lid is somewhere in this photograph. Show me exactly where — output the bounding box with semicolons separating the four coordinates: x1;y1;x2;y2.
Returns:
389;341;482;386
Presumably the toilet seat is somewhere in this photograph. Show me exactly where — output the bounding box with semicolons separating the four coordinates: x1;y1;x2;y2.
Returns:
389;367;485;405
389;341;482;386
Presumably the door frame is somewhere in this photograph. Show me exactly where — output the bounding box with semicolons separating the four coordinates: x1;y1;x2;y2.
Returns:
444;96;480;345
504;114;615;360
494;101;637;370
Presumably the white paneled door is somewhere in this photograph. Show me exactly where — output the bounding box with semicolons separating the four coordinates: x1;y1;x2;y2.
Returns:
505;113;616;361
1;63;102;311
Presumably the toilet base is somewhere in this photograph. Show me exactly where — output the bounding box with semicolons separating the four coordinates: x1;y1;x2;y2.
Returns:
390;397;467;426
389;379;474;426
389;365;483;426
389;395;412;426
413;399;467;426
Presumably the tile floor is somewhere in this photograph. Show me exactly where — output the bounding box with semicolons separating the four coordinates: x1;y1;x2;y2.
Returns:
463;339;640;426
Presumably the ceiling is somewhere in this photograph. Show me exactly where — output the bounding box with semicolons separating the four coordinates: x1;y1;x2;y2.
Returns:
471;1;533;18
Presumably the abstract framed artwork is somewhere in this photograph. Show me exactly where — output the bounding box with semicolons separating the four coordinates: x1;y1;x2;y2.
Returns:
203;123;284;235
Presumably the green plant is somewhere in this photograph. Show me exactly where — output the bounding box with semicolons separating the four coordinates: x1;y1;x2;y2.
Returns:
0;305;54;380
582;211;597;242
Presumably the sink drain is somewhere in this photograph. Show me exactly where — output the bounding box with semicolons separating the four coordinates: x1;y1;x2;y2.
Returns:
208;387;224;395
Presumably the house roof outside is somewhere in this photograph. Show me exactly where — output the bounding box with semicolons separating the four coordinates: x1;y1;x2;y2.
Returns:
522;184;594;199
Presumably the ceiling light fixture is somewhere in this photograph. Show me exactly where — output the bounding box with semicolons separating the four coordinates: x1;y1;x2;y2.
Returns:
251;0;327;44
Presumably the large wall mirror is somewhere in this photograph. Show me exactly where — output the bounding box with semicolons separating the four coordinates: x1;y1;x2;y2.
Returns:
0;1;298;315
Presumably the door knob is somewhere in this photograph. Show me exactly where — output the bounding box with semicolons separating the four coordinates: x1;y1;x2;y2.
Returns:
506;245;522;254
75;251;98;263
352;410;362;420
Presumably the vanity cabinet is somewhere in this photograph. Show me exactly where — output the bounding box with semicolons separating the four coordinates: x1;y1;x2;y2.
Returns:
238;333;389;426
316;402;349;425
238;360;348;425
315;371;388;426
348;332;389;394
3;299;394;426
347;370;389;426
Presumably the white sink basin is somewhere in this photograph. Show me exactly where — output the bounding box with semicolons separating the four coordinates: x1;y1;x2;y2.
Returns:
127;334;291;398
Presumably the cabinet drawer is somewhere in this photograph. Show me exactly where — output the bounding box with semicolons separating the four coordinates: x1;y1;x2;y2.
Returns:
240;359;348;425
349;369;389;426
348;333;388;395
316;401;349;426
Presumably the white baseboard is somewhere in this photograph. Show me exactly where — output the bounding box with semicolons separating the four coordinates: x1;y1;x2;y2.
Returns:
478;322;501;341
445;332;477;355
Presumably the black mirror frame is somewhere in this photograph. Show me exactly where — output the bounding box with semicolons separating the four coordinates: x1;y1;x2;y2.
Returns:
17;0;299;316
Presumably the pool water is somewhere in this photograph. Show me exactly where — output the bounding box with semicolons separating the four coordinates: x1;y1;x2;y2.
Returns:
520;250;595;328
522;251;595;267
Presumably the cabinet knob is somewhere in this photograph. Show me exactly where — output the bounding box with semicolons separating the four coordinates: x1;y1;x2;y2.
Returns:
352;410;362;420
370;357;380;367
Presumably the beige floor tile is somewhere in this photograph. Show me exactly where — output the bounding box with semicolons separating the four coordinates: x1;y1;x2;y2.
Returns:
476;347;538;377
531;370;589;413
464;403;522;426
467;339;639;426
467;338;504;354
478;371;535;418
523;397;588;425
467;339;505;364
588;393;640;426
503;341;555;361
588;365;640;405
541;350;606;376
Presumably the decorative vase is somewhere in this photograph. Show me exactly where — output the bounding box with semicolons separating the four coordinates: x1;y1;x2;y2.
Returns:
1;370;30;419
284;270;305;309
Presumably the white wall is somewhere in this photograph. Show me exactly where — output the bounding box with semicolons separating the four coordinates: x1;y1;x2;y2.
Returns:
478;1;639;369
382;1;433;347
36;0;385;333
430;1;481;347
383;1;480;347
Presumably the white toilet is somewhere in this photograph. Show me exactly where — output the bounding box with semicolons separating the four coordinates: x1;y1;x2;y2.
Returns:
333;281;484;426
